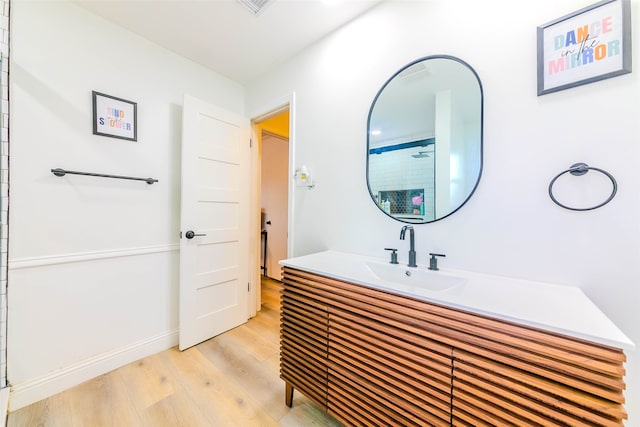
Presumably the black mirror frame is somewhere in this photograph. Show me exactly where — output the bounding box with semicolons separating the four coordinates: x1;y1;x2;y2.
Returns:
366;55;484;224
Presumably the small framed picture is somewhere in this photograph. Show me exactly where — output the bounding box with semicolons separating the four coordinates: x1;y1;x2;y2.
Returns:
537;0;631;96
92;91;137;141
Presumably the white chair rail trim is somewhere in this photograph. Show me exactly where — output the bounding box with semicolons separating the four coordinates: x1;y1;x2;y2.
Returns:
8;244;179;270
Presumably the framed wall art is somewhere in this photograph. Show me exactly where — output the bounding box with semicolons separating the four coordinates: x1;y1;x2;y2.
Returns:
537;0;631;96
92;91;137;141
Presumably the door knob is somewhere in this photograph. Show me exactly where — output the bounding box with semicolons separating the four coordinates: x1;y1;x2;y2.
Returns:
185;230;206;239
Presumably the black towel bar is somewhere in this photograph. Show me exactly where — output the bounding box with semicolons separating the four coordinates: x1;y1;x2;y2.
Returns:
51;168;158;185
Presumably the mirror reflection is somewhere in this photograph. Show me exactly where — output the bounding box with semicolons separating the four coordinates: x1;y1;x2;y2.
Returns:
367;56;483;223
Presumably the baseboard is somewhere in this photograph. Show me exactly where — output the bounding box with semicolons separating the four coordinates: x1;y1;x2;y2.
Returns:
8;328;179;412
1;387;9;427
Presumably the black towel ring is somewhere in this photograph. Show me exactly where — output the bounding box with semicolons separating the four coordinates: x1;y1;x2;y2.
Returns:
548;163;617;211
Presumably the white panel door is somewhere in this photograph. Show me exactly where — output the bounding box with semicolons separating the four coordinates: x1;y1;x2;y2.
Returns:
179;94;249;351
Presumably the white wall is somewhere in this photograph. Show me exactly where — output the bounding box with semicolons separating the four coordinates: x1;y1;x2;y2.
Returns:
8;1;244;409
246;0;640;423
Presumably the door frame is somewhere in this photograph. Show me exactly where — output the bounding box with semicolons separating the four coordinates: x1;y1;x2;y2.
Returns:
249;93;296;315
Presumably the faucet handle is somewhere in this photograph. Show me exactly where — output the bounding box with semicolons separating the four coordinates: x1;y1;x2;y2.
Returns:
384;248;399;264
428;253;446;271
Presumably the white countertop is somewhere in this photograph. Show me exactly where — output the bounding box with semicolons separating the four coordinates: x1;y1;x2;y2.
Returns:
280;250;634;350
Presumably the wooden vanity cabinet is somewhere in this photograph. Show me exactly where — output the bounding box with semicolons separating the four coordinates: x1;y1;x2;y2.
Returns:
280;267;628;426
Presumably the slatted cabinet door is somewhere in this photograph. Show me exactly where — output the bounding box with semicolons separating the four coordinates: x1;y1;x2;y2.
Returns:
328;303;453;426
442;300;627;426
452;350;627;426
280;270;330;407
451;338;627;426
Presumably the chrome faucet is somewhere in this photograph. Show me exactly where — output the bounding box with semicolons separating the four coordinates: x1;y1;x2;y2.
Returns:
400;225;417;267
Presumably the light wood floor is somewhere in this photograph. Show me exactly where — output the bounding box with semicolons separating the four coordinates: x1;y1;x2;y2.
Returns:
8;277;343;427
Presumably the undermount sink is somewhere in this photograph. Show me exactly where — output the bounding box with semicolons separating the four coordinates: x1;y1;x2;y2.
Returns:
366;260;466;292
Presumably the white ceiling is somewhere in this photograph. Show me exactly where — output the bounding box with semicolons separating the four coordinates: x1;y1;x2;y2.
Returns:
76;0;384;85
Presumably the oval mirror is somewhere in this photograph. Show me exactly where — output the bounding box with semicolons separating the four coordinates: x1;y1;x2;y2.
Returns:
367;55;483;223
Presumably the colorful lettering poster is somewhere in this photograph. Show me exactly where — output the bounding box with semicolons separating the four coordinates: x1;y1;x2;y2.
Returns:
537;0;631;95
92;91;137;141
